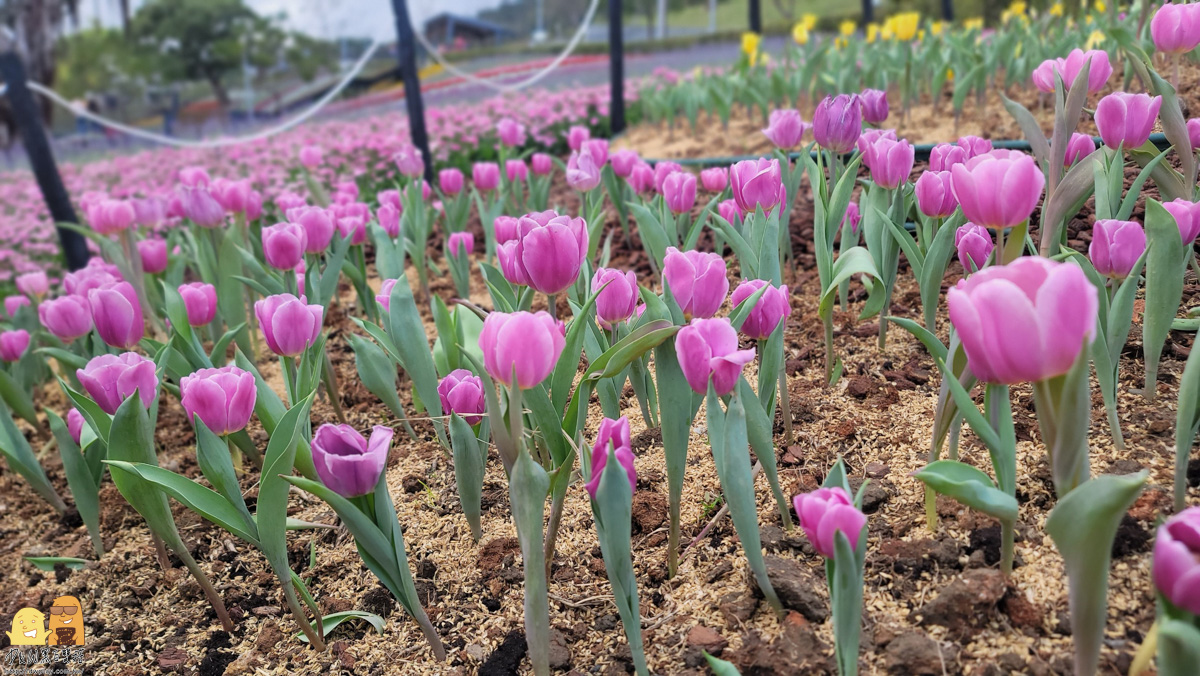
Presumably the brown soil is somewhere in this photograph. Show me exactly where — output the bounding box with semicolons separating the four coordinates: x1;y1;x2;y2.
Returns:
0;158;1194;676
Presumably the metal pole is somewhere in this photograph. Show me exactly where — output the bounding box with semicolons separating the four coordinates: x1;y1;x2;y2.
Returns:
389;0;434;183
749;0;762;32
609;0;625;134
0;51;89;271
941;0;953;21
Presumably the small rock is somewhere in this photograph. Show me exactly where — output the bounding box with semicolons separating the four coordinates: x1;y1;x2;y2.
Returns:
718;591;758;625
865;462;890;479
911;569;1006;636
254;621;284;651
763;557;829;623
846;375;878;398
548;629;571;670
156;646;188;672
1002;591;1045;632
401;474;425;493
595;613;618;631
875;538;961;575
686;625;728;654
251;605;281;617
884;632;959;675
631;492;668;534
760;525;784;551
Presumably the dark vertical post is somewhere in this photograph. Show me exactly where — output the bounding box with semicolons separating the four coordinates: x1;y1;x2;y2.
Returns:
609;0;625;134
0;51;89;271
862;0;874;26
389;0;434;182
941;0;954;21
749;0;762;32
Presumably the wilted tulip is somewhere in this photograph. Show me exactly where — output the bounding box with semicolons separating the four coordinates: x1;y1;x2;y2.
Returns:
262;223;307;271
480;310;565;389
863;137;914;189
1152;506;1200;614
948;256;1097;384
312;424;393;498
180;366;257;436
730;158;784;214
437;369;486;425
77;352;158;414
592;268;639;329
39;295;92;342
793;487;867;558
955;223;994;272
586;417;636;500
15;271;47;299
662;171;697;214
1151;3;1200;54
761;109;808;148
812;94;862;154
860;88;889;124
663;247;729;319
915;170;958;218
1095;92;1163;150
473;162;500;192
179;282;218;327
951;150;1046;228
675;317;756;396
512;210;589;295
700;167;728;192
88;282;144;349
0;330;29;362
730;279;791;340
254;294;323;357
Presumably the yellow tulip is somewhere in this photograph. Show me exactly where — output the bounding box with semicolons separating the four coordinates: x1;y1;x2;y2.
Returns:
963;17;984;31
946;68;955;81
792;22;809;45
930;21;945;36
803;13;818;30
891;12;920;40
1095;0;1107;11
1086;29;1105;49
867;23;880;42
835;36;849;49
1049;2;1064;16
840;20;856;37
742;32;760;58
1009;1;1027;15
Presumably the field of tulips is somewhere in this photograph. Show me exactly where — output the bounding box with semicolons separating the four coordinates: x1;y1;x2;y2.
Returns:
2;4;1200;676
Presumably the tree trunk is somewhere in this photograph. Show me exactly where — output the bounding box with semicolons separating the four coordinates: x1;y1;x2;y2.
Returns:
118;0;130;36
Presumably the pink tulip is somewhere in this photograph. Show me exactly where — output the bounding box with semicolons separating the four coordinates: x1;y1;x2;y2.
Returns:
586;416;636;500
88;199;135;235
497;118;526;146
812;94;862;154
1061;49;1113;93
15;271;48;298
179;185;225;228
663;171;697;214
134;239;168;274
793;487;867;558
627;162;655;194
700;167;728;192
730;279;791;340
67;408;84;445
479;310;565;389
180;365;257;435
39;295;92;341
254;294;323;357
1189;118;1200;151
337;216;367;246
299;145;323;169
447;232;474;258
915;170;957;218
178;166;211;188
531;153;554;176
312;424;393;498
1151;3;1200;54
506;159;528;183
1162;198;1200;243
663;247;728;319
1152;506;1200;615
955;223;994;272
394;146;425;177
375;279;397;312
211;179;254;214
675;317;756;395
262;223;307;271
0;330;29;362
566;146;602;191
592;267;639;329
88;282;144;349
864;137;914;189
290;206;335;253
179;282;218;327
133;196;167;228
512;210;588;295
718;199;742;225
473;162;500;192
377;203;401;238
762;109;808;149
276;192;307;214
957;136;993;159
842;201;862;235
583;139;610;167
653;162;683;193
494;215;520;244
1031;58;1060;93
4;295;28;318
439;168;464;196
856;128;896;167
497;241;528;286
730;158;784;214
245;191;264;222
610;149;639;178
951;150;1046;228
1095;92;1163;150
567;125;590;151
929;143;967;172
860;89;889;125
948;256;1097;384
1089;219;1146;279
377;189;401;212
76;352;158;414
437;369;486;425
1064;133;1097;167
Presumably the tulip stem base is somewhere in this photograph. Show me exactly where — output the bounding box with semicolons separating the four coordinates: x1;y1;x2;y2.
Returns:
175;537;235;633
543;482;567;578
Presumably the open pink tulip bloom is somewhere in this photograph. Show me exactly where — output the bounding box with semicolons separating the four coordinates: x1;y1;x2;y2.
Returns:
480;310;566;389
675;317;755;396
254;294;324;357
77;352;159;415
1152;507;1200;615
438;369;486;425
312;424;393;498
951;150;1045;229
1095;92;1163;150
180;366;257;436
511;210;588;295
793;487;866;559
730;279;791;341
663;247;729;319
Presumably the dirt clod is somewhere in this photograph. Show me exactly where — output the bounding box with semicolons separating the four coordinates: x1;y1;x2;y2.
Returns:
631;491;668;534
884;631;960;675
763;557;829;623
911;569;1007;636
479;630;527;676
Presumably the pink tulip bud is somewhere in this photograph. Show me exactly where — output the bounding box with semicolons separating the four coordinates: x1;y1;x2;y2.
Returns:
583;139;610;167
376;203;400;238
663;247;729;319
179;185;225;228
567;125;590;151
663;171;698;214
15;271;48;298
312;424;393;498
813;94;862;154
38;295;92;342
675;317;755;395
299;145;323;169
76;352;158;414
627;162;655;194
497;241;528;286
512;210;589;295
864;137;914;189
178;283;218;327
842;201;862;235
730;279;791;340
180;365;257;436
915;170;958;218
394;146;425;177
480;310;565;389
955;223;994;273
1162;198;1200;243
336;182;360;203
262;223;308;271
586;416;636;500
566;147;602;192
856;129;896;168
245;190;263;222
494;215;520;244
957;136;993;159
447;232;474;258
337;216;367;246
375;279;397;312
377;189;401;212
0;329;29;362
700;167;728;192
730;158;784;214
762;109;808;149
437;369;486;425
497;117;526;146
88;282;144;349
1152;506;1200;615
718;199;743;225
610;149;639;178
438;168;464;196
1064;133;1097;167
1031;58;1060;93
1151;3;1200;54
948;256;1097;384
1061;49;1113;94
88;199;135;235
4;295;28;318
276;192;307;214
290;206;335;253
67;408;84;445
1089;219;1146;279
1190;118;1200;151
951;150;1046;228
860;88;889;125
136;239;168;274
506;159;529;183
178;166;211;188
793;487;866;558
211;178;254;214
653;162;683;194
254;293;323;357
1096;92;1163;150
531;153;554;176
592;267;639;329
929;143;967;172
467;162;497;193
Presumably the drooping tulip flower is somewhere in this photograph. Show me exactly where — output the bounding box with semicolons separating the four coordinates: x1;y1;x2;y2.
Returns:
947;256;1098;384
394;146;425;177
506;159;528;183
39;295;92;342
1089;219;1147;280
1162;198;1200;243
254;294;323;357
179;282;218;327
179;185;225;228
512;210;589;296
377;203;400;238
447;232;474;258
531;153;554;176
951;150;1046;228
0;330;29;362
812;94;862;154
67;408;84;445
15;271;48;299
299;145;323;168
663;247;729;319
729;158;784;214
610;149;639;178
88;282;144;349
915;170;958;218
290;206;335;253
592;268;639;329
793;487;867;559
860;89;889;125
863;137;914;189
479;310;565;389
472;162;500;192
1095;92;1163;150
4;295;29;318
675;317;756;396
1064;133;1097;167
496;117;526;146
566;147;602;192
1151;3;1200;54
700;167;728;192
1152;506;1200;615
262;223;308;271
653;161;683;194
567;125;590;151
730;279;791;340
76;352;158;414
955;223;994;272
180;366;257;436
585;416;636;500
437;369;486;425
136;239;168;274
929;143;967;171
662;171;697;215
761;109;808;148
312;424;393;498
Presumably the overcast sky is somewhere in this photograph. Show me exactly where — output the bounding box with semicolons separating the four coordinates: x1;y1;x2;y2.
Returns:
78;0;503;41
